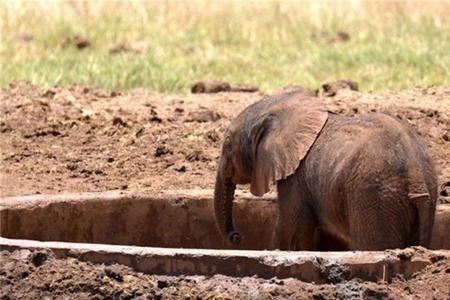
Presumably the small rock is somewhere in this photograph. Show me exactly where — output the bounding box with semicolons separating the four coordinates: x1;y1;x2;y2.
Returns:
425;110;439;118
112;116;127;127
135;127;145;138
0;122;12;133
80;169;93;177
186;150;202;162
31;252;50;267
442;131;449;142
104;267;124;282
174;165;186;172
322;79;359;97
149;108;162;123
186;108;221;123
149;116;162;123
66;163;78;171
94;169;105;175
157;280;169;289
164;162;175;169
191;80;231;94
206;130;220;142
155;146;171;157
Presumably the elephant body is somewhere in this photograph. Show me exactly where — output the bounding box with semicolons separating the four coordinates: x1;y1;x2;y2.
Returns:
213;91;438;251
275;113;437;251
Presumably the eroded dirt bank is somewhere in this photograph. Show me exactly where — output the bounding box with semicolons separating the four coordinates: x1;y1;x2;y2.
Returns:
1;82;449;199
1;248;450;300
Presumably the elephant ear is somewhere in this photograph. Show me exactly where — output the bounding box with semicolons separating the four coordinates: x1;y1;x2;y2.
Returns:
250;93;328;196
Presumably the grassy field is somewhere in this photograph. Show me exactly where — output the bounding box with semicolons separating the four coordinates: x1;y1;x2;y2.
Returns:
1;0;450;93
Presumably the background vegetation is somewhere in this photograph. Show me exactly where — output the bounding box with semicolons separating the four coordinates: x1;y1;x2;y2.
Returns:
1;0;450;93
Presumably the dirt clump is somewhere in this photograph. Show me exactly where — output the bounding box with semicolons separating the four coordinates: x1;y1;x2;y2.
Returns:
191;80;259;94
191;80;231;93
186;107;222;123
60;35;91;50
322;79;359;96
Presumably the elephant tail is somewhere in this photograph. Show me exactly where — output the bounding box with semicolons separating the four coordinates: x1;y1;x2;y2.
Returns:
409;192;435;248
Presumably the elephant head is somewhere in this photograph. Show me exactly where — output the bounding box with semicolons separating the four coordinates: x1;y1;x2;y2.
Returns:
214;91;329;245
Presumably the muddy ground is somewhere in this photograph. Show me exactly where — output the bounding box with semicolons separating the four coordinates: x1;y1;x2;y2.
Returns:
1;82;450;299
1;248;450;300
0;82;449;198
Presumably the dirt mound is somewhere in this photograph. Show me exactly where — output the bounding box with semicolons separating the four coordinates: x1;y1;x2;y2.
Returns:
1;249;449;299
1;82;449;202
191;80;259;94
322;79;359;96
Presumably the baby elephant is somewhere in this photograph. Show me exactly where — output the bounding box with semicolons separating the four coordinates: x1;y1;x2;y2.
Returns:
214;91;437;251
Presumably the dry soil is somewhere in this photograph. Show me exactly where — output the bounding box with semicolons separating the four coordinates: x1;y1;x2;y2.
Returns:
1;82;450;299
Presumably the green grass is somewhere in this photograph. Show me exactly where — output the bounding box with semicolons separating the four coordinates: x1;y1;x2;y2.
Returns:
1;1;450;93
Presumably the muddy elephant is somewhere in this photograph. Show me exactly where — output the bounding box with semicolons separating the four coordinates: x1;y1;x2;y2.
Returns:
213;91;438;251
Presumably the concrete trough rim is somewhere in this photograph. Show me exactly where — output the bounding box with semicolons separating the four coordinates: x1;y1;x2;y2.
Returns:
0;189;276;210
1;237;449;283
0;237;390;259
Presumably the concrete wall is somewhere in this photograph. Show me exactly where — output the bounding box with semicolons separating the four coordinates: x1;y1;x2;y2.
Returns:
1;190;449;250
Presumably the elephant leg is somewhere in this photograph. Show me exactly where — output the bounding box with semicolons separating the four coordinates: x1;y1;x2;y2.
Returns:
272;221;294;250
348;191;407;250
292;203;317;251
273;177;316;251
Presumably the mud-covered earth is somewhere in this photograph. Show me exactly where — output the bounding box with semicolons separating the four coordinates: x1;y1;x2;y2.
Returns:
1;249;449;300
0;82;449;198
1;82;450;299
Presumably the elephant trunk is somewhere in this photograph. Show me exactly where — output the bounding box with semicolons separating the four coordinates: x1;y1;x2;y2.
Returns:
214;171;242;245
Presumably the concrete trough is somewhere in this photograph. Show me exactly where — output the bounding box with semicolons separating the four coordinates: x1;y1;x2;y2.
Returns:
1;190;449;282
0;190;276;250
1;190;449;250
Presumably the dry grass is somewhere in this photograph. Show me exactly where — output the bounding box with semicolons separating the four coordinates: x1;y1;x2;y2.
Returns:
1;0;450;92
